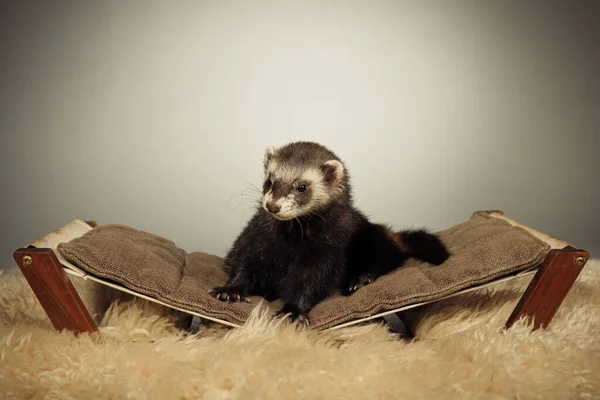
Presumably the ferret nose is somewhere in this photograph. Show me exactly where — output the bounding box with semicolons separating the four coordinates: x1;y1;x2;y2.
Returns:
265;202;280;214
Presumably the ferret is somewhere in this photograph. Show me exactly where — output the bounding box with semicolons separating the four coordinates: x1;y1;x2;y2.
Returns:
210;141;449;326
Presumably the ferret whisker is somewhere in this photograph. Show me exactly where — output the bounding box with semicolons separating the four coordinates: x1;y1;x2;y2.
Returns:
231;194;261;204
244;181;263;194
228;193;261;209
309;210;326;222
240;190;262;201
240;205;258;226
232;200;261;212
295;217;305;241
303;215;314;226
227;189;261;206
226;191;247;207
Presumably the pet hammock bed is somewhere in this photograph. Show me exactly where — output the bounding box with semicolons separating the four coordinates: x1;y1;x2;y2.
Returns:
13;210;590;335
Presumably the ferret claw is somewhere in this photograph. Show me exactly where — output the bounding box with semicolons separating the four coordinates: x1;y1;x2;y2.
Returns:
346;273;375;294
274;309;310;327
295;313;310;328
208;287;250;303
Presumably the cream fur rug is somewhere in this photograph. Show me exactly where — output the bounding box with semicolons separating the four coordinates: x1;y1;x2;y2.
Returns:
1;260;599;399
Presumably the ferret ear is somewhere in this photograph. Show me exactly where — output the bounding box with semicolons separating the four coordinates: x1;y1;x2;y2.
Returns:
264;146;275;166
321;160;345;184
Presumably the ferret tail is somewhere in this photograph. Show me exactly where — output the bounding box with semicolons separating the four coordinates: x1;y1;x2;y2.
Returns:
397;229;450;266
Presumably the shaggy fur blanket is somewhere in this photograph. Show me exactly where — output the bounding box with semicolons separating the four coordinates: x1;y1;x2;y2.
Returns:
1;260;599;399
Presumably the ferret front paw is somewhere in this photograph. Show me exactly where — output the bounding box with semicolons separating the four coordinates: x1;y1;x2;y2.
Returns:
274;309;310;328
345;273;375;294
208;286;251;303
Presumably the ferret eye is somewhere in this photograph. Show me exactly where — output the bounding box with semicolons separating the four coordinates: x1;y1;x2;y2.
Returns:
265;179;272;187
296;184;307;192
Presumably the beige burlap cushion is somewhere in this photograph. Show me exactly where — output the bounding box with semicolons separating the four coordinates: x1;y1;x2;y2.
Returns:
57;212;551;330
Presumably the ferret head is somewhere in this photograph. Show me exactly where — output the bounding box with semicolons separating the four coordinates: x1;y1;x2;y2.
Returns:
261;141;347;220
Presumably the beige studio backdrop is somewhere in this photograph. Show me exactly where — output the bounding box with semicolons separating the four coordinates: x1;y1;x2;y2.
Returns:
1;1;598;269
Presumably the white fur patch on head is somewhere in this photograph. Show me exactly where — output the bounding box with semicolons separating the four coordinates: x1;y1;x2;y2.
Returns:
266;160;278;176
274;194;297;219
263;190;299;220
267;162;298;184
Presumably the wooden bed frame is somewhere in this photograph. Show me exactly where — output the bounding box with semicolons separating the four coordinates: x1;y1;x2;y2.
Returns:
11;212;590;336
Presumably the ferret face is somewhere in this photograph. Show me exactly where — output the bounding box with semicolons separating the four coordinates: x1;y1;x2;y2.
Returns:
261;143;346;220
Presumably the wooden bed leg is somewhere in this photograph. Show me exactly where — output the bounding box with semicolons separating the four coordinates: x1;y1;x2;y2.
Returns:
505;247;589;330
13;248;99;334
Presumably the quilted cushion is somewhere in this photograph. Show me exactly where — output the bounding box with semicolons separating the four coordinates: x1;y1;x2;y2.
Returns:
57;212;551;330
